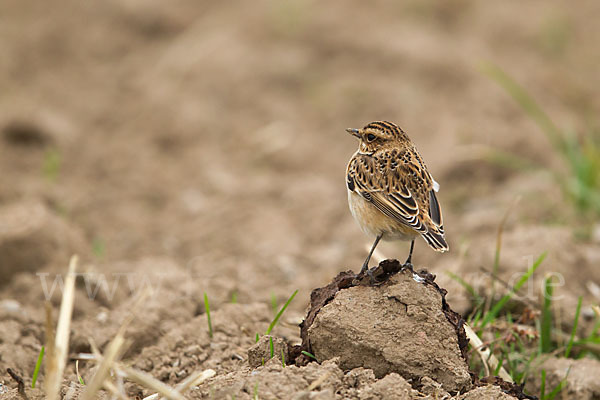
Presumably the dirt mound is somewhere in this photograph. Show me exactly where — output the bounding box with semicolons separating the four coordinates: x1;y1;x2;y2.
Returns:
299;261;471;393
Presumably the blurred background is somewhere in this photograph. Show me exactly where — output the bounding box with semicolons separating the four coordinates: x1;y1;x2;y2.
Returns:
1;0;599;390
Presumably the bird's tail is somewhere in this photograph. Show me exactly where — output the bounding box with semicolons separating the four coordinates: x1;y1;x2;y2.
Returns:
421;229;449;252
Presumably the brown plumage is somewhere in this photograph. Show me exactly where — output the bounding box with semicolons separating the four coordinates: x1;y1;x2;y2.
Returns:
345;121;448;274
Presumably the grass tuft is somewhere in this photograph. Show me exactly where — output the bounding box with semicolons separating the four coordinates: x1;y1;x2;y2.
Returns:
480;252;546;329
461;242;600;397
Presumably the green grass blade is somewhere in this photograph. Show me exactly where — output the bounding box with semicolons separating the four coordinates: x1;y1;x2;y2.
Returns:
493;355;504;376
204;293;213;339
540;276;554;353
266;289;298;335
471;309;482;326
540;369;547;399
76;359;85;385
565;296;583;358
301;351;317;360
480;252;547;329
517;348;539;385
31;345;45;388
545;374;568;400
269;336;274;359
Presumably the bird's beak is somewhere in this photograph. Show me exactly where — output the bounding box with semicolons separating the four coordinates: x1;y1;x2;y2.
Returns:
346;128;360;138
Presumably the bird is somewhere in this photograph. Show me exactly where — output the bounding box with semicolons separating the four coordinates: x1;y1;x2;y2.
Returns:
345;121;448;275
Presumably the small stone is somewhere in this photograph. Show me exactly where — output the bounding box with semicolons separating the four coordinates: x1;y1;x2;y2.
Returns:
0;299;21;313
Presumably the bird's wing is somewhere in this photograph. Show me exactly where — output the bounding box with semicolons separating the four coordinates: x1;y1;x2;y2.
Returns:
347;151;448;251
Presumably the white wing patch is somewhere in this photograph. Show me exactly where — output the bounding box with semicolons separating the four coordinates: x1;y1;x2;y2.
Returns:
432;177;440;192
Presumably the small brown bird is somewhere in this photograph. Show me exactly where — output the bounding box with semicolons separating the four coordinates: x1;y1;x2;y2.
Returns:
346;121;448;274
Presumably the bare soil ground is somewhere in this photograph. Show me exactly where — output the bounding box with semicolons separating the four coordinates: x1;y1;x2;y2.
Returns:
1;0;599;398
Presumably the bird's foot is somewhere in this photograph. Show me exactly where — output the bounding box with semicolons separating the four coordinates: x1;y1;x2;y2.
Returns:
365;268;377;284
359;262;369;275
401;261;414;272
356;263;377;285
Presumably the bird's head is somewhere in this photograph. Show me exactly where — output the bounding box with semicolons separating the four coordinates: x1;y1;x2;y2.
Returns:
346;121;408;154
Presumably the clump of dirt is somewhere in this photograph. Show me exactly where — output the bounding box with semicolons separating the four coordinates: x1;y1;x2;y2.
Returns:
299;260;471;393
458;385;524;400
475;377;537;400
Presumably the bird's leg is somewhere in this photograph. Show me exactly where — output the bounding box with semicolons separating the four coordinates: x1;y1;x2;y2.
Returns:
402;239;415;271
360;234;383;275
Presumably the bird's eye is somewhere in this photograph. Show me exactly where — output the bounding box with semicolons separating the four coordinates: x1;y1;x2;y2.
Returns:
366;134;376;142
